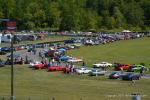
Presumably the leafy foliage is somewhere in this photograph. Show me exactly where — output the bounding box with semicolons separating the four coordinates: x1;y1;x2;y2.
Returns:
0;0;149;31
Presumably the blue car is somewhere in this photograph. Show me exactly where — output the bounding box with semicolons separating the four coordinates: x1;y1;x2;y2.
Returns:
1;47;11;52
122;73;141;80
0;61;5;67
59;56;72;61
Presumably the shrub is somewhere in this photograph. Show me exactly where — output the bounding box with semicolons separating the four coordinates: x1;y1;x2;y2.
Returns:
0;51;7;55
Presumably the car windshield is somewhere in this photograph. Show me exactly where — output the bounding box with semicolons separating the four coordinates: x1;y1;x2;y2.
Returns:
92;69;100;72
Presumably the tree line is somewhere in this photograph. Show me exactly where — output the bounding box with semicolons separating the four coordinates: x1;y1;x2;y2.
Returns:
0;0;149;31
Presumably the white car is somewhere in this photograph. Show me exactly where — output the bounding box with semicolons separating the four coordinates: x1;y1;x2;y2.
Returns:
67;58;83;63
89;69;107;76
93;62;112;68
76;67;91;74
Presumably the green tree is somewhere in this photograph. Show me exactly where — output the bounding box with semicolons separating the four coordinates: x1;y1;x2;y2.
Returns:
48;1;61;29
0;0;15;18
113;6;125;28
125;1;144;27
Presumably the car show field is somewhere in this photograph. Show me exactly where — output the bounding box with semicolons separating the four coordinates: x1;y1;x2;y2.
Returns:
67;37;150;68
0;36;150;100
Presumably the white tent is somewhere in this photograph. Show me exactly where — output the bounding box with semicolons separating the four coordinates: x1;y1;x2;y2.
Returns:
122;30;131;32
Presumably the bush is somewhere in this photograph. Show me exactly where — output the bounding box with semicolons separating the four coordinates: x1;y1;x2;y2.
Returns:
140;62;145;66
0;51;7;55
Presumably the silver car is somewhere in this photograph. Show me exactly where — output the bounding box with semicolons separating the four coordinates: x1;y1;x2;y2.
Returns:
89;69;107;76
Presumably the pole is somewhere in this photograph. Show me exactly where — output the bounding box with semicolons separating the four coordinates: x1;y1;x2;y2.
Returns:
10;34;14;100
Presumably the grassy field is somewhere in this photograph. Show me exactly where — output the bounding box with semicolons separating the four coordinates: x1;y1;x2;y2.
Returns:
0;65;150;100
0;37;150;100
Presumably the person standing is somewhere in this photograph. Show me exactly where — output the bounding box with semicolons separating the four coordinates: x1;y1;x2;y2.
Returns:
140;66;144;76
82;61;85;67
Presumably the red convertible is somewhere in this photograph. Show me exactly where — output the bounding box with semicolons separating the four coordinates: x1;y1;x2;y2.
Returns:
114;63;132;71
48;65;65;71
30;61;47;69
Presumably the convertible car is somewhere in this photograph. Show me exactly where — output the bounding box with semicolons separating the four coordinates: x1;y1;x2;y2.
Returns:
29;61;47;69
109;71;122;79
128;65;149;72
114;63;132;71
48;65;65;71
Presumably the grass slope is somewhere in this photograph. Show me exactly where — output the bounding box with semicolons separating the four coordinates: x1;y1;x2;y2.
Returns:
67;37;150;67
0;66;150;100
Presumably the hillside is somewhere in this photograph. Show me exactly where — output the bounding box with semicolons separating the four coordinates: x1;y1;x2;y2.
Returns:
0;0;149;31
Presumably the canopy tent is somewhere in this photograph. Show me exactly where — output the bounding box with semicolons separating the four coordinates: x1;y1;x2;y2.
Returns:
122;30;131;32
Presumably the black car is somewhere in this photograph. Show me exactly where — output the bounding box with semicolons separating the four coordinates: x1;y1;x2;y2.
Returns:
64;39;74;44
109;72;122;79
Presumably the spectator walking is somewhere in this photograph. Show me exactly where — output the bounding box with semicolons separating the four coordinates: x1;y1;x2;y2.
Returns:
33;49;36;55
140;66;144;76
82;61;85;67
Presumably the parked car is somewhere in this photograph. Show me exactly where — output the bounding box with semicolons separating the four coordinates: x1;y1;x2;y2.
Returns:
1;47;11;52
93;62;112;68
15;45;26;51
48;65;65;71
59;56;72;61
6;54;23;64
67;58;83;63
64;39;74;44
122;73;141;80
29;61;47;69
0;60;5;67
128;65;149;72
109;71;122;79
89;69;107;76
114;63;132;71
75;67;91;74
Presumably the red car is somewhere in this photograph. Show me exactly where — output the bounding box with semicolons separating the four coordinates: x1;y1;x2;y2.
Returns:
34;63;47;69
30;61;47;69
48;65;65;71
114;63;132;71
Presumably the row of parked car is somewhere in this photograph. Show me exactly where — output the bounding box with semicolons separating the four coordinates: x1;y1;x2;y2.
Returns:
0;42;81;55
26;60;148;81
64;33;144;45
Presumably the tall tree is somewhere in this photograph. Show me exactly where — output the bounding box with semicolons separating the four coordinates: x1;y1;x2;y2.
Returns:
113;6;125;28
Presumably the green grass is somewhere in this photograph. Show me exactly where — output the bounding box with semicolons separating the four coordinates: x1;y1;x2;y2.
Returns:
0;35;70;47
18;35;70;44
0;65;150;100
67;37;150;67
0;37;150;100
